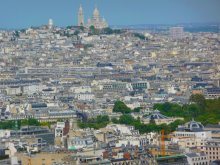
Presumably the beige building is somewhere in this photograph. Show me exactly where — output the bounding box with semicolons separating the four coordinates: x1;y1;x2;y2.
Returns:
78;5;108;29
16;152;78;165
202;140;220;163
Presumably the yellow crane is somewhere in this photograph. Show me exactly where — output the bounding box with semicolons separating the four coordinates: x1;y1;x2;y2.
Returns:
160;129;172;156
27;158;32;165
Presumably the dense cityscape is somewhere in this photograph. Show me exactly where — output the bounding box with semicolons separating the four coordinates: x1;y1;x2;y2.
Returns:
1;2;220;165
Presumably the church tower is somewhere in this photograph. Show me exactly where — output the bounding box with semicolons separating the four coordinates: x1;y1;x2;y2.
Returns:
87;6;108;29
78;4;84;26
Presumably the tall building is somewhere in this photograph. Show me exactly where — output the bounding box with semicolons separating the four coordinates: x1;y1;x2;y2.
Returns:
78;5;108;29
169;27;184;39
78;4;84;26
87;7;108;29
48;19;53;29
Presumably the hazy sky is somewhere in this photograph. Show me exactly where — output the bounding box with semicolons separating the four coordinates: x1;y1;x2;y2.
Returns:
0;0;220;28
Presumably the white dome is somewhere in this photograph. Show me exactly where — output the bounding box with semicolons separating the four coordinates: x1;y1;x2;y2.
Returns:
93;7;100;16
79;4;83;12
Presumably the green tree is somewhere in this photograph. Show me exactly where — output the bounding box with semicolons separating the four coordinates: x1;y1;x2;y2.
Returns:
96;115;109;123
133;107;142;113
89;25;95;34
74;30;80;35
113;101;132;114
111;118;119;124
79;26;84;31
119;114;136;125
103;27;113;34
77;115;110;129
189;94;206;109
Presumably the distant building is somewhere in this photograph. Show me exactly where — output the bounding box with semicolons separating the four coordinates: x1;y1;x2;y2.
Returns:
186;152;209;165
67;136;94;150
143;110;183;124
11;126;54;145
202;140;220;163
48;19;53;29
55;121;70;137
87;7;108;29
78;5;108;29
170;27;184;39
78;4;84;26
156;155;189;165
174;119;212;139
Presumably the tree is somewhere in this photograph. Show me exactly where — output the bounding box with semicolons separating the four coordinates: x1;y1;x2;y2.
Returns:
66;26;73;29
111;118;119;124
134;33;146;40
74;30;80;35
103;27;113;34
133;107;142;113
90;25;95;34
21;118;40;126
119;115;135;125
96;115;109;123
189;94;206;109
77;115;110;129
79;26;84;31
14;31;20;37
113;101;132;114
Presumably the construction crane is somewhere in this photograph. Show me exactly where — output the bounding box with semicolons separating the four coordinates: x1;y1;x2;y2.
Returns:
27;158;32;165
160;129;172;156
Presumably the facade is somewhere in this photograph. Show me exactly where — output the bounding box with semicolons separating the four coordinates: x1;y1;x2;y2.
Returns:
0;130;11;138
75;93;95;101
67;136;94;150
174;120;212;140
10;126;54;145
186;152;209;165
55;121;70;137
156;155;189;165
170;27;184;39
202;140;220;163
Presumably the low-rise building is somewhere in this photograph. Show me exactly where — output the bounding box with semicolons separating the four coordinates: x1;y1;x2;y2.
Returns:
186;152;209;165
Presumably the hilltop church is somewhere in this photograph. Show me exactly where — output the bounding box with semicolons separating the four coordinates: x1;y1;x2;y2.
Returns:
78;5;108;29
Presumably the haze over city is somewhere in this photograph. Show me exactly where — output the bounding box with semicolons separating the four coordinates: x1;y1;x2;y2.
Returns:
0;0;220;28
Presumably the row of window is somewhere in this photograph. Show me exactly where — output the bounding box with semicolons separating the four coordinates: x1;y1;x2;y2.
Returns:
192;157;207;161
193;162;208;165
